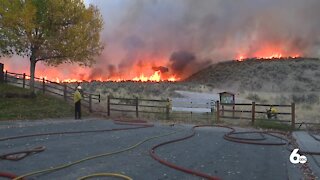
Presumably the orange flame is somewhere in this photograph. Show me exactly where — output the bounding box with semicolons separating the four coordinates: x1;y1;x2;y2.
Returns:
237;51;300;61
132;71;179;82
236;44;301;61
3;62;181;83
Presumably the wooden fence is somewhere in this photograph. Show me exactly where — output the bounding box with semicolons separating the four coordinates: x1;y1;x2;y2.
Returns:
170;99;216;122
106;96;216;123
216;101;295;128
107;96;170;119
0;66;298;127
2;70;100;111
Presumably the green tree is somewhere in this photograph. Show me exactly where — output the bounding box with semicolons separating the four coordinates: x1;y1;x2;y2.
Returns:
0;0;103;92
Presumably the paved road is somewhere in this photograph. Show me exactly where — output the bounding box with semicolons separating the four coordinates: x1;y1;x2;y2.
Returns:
0;118;303;179
293;131;320;178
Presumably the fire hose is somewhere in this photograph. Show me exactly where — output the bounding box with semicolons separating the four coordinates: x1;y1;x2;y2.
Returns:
0;172;19;179
0;146;46;161
0;120;153;142
77;173;133;180
150;125;320;180
1;120;319;179
0;120;182;180
150;125;223;180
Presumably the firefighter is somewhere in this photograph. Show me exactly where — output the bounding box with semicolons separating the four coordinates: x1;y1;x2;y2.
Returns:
270;106;278;119
74;86;82;119
267;106;277;119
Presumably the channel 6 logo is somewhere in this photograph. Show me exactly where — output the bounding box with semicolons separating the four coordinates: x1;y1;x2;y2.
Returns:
290;149;307;164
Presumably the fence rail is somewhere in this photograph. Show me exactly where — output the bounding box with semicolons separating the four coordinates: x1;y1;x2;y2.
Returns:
107;96;170;119
0;66;301;128
106;96;216;122
2;70;100;112
216;101;295;128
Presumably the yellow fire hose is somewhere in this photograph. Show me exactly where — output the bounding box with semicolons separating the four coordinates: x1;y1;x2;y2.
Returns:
13;129;182;180
77;173;133;180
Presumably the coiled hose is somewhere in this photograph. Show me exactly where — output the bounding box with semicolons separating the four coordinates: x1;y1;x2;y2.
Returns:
1;120;182;180
2;120;319;180
150;124;319;180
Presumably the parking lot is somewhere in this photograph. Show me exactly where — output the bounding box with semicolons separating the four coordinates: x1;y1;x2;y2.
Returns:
0;118;315;179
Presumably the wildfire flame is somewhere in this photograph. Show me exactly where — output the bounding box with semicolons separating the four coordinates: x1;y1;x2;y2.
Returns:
3;62;180;83
237;54;300;61
132;71;177;82
235;44;302;61
236;51;300;61
39;70;179;83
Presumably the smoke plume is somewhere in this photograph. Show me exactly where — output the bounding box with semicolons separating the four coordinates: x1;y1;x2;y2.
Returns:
87;0;320;78
2;0;320;80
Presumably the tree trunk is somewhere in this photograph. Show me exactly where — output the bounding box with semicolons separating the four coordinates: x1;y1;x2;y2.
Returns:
30;58;36;95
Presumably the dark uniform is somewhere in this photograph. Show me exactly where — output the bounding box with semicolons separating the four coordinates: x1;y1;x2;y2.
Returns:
74;87;82;119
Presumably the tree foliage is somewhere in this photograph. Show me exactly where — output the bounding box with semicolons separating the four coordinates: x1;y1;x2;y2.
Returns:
0;0;104;91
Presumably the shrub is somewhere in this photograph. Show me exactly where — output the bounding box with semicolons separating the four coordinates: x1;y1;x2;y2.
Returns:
306;93;319;104
246;93;261;102
292;94;305;104
291;93;319;104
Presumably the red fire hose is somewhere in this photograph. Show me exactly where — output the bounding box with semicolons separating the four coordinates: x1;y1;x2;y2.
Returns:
150;125;320;180
0;172;23;180
0;120;153;142
150;125;229;180
1;120;319;179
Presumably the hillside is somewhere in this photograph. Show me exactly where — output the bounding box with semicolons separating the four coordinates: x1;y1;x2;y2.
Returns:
186;57;320;92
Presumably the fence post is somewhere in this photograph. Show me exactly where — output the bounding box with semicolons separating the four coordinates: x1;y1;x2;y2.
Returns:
166;98;170;120
291;103;295;130
211;100;214;123
135;97;139;118
42;78;45;93
221;104;224;116
23;73;26;88
5;70;8;83
0;63;3;83
98;93;101;103
216;101;220;122
89;94;92;113
210;100;214;110
232;104;235;118
63;84;67;101
252;102;256;125
107;95;110;116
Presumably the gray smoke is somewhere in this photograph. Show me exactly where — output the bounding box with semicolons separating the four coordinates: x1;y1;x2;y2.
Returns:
170;51;211;77
152;66;169;73
4;0;320;80
87;0;320;78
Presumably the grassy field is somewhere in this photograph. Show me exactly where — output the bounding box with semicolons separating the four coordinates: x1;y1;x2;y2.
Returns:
0;83;76;120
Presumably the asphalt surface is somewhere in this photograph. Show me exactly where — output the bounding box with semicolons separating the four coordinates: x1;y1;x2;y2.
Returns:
293;131;320;178
0;118;304;180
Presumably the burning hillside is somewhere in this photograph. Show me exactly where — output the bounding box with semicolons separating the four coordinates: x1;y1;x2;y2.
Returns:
2;62;180;83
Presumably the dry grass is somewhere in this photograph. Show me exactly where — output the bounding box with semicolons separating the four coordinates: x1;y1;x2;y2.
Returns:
77;58;320;125
188;57;320;92
236;91;320;124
